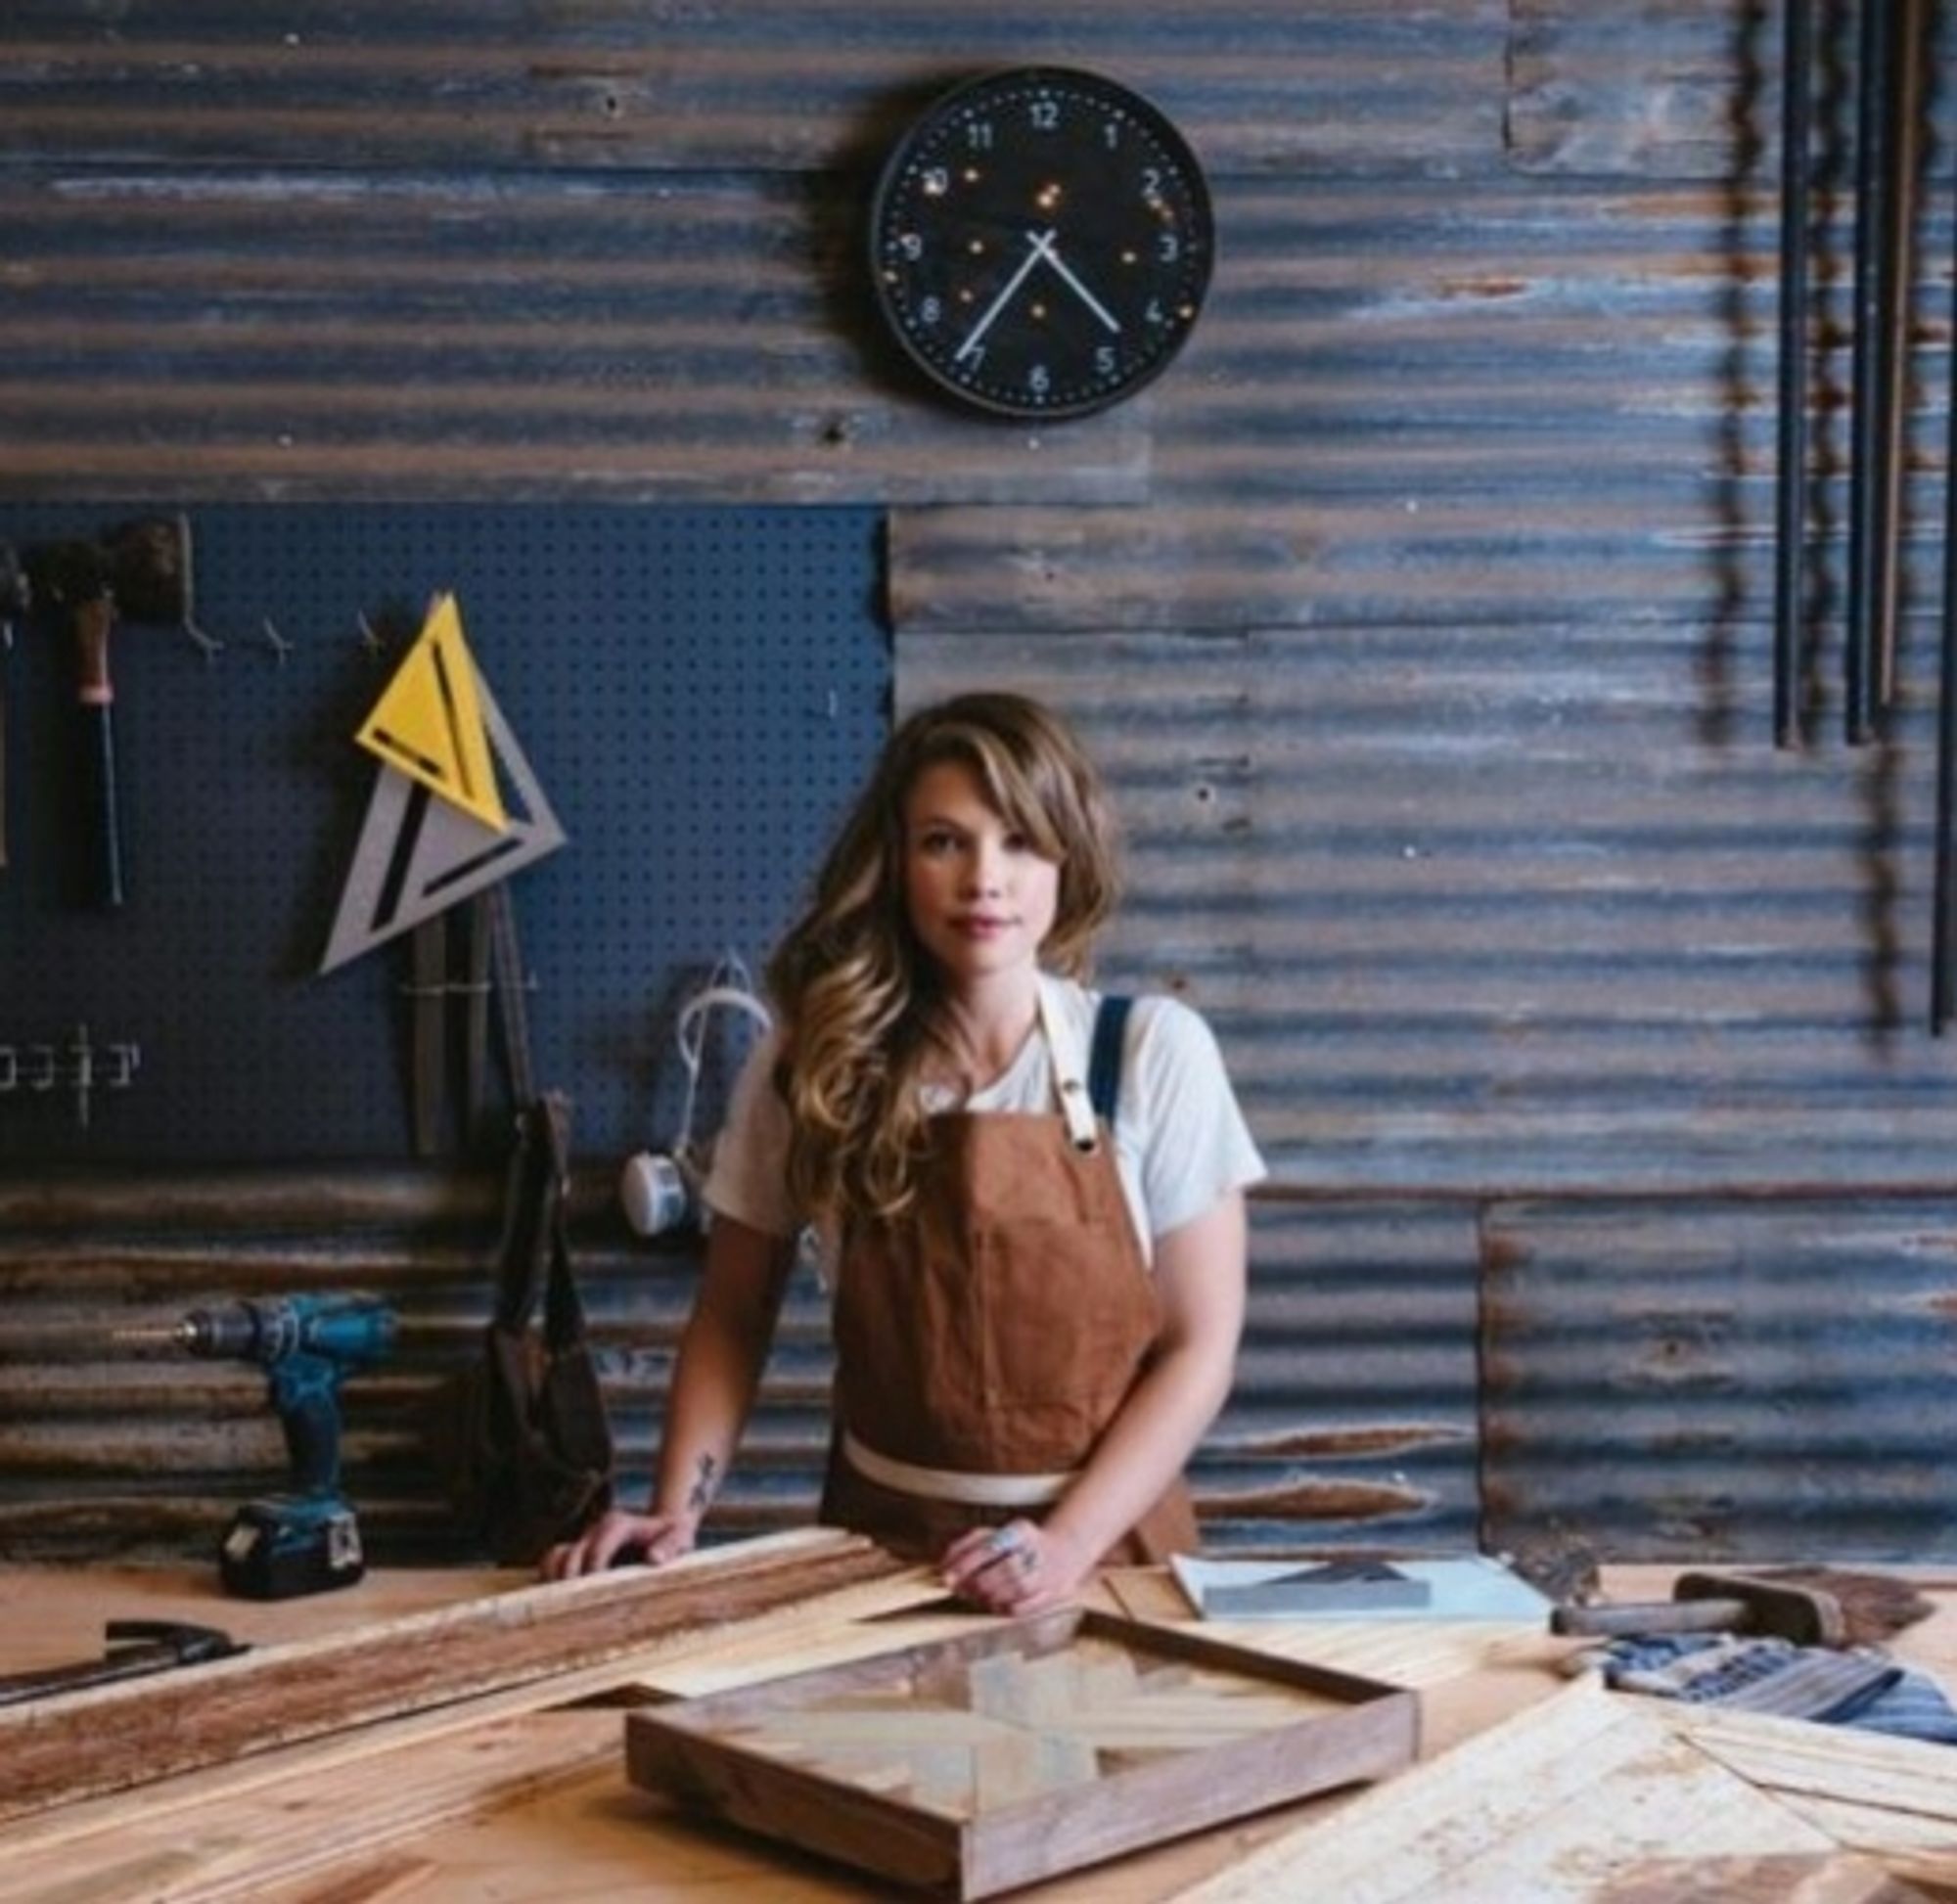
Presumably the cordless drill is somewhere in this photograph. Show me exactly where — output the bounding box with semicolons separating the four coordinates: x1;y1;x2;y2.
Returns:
169;1295;397;1601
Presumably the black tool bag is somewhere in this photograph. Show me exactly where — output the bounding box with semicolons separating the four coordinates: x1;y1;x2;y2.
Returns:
434;1090;614;1564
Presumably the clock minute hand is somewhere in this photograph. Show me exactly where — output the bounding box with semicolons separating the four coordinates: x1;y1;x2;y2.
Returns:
1029;231;1121;335
955;228;1053;362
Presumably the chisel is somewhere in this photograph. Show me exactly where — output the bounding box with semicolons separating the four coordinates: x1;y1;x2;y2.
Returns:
30;542;124;908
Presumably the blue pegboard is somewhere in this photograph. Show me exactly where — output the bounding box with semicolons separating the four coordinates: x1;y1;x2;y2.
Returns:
0;505;887;1164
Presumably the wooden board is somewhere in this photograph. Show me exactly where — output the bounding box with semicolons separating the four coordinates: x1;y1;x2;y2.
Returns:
626;1572;981;1699
0;1562;945;1903
1168;1679;1945;1904
1663;1704;1957;1890
0;1528;901;1826
626;1607;1419;1900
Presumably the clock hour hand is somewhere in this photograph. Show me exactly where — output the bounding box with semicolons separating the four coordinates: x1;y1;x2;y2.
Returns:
1029;231;1121;335
955;228;1053;362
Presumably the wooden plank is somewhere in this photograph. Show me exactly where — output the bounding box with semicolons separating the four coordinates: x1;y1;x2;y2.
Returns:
1168;1680;1887;1903
1099;1566;1548;1692
0;1528;901;1826
0;1556;942;1874
623;1567;966;1697
0;1710;620;1904
0;1624;715;1867
1667;1705;1957;1832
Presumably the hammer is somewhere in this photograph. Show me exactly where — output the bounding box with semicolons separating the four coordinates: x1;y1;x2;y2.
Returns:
25;517;192;909
1551;1570;1846;1647
0;1618;246;1706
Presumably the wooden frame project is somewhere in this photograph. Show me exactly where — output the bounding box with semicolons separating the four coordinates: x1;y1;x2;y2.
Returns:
625;1608;1420;1899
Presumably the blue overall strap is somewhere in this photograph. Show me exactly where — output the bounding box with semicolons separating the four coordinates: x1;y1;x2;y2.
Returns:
1087;994;1133;1125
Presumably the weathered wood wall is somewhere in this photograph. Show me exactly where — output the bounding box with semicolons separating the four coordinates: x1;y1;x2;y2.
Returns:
4;1;1956;1564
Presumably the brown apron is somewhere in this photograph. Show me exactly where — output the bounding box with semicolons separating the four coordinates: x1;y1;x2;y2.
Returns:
819;1098;1199;1565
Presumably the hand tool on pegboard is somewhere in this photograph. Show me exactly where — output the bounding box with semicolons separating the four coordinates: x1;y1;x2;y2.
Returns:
24;515;196;909
320;593;565;1157
406;884;535;1156
409;897;448;1157
0;540;29;869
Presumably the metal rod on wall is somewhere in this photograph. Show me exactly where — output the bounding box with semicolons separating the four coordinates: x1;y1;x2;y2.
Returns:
1844;0;1897;745
1773;0;1816;748
1874;0;1927;717
1932;159;1957;1034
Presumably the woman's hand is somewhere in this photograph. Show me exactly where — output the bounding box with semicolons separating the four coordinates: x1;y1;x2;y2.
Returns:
938;1518;1092;1615
540;1507;699;1580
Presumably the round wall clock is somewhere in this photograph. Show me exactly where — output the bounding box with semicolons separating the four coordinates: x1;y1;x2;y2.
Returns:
868;67;1214;421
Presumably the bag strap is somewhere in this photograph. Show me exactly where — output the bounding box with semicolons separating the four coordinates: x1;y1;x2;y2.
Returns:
1087;994;1133;1125
490;1089;585;1345
538;1094;590;1352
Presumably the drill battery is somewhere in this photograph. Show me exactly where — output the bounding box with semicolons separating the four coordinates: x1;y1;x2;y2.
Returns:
220;1495;367;1601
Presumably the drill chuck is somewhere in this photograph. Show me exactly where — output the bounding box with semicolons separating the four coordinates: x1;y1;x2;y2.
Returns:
171;1295;396;1368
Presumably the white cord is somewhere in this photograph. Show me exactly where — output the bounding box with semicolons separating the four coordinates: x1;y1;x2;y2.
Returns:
669;952;771;1165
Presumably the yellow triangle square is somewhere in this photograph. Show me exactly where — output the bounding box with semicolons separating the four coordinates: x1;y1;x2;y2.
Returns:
353;594;508;833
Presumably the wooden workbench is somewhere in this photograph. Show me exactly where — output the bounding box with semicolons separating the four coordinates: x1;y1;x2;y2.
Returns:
1;1554;1951;1901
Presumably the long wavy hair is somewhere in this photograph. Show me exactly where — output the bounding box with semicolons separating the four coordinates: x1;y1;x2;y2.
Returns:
766;693;1119;1227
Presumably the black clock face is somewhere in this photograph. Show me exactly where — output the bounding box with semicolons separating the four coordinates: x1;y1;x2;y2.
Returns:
869;68;1214;421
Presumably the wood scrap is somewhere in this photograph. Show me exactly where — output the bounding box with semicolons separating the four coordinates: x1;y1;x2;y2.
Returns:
1663;1702;1957;1891
1;1544;959;1903
0;1527;902;1827
1102;1563;1546;1693
1168;1679;1886;1903
623;1564;961;1699
1669;1704;1957;1826
0;1616;705;1867
0;1710;618;1904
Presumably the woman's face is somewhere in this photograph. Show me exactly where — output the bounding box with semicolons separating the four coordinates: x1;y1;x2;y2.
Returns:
901;759;1061;988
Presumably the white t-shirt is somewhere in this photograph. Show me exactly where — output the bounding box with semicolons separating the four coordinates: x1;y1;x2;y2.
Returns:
703;975;1266;1266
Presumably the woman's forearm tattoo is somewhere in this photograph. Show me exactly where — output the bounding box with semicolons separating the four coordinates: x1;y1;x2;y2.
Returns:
686;1453;719;1515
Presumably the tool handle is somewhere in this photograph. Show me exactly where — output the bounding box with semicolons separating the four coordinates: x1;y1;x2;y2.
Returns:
73;595;114;704
68;594;124;908
0;1651;159;1706
1550;1596;1750;1638
267;1355;343;1496
81;702;124;909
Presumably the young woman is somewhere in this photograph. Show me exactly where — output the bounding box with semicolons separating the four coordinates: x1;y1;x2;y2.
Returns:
544;693;1264;1611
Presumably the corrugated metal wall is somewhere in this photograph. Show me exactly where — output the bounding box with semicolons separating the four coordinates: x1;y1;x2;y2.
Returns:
4;1;1956;1564
0;1176;1480;1562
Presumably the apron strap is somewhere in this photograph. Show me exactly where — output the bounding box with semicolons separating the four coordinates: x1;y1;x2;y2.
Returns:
1035;974;1100;1153
1087;994;1133;1124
